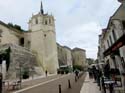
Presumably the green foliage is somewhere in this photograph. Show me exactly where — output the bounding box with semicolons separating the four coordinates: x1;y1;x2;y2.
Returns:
22;68;29;79
8;23;13;27
8;23;25;31
57;66;73;74
14;24;21;30
73;65;84;71
86;58;95;65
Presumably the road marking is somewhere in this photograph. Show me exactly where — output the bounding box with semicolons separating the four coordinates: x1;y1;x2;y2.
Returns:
13;74;70;93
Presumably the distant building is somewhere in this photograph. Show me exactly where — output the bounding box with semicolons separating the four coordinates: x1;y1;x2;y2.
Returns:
72;48;86;68
57;43;73;68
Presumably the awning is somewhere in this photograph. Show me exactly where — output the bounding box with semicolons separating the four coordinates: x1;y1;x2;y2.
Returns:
103;34;125;57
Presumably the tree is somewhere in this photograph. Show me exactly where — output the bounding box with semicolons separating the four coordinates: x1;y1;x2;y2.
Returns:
14;24;21;30
86;58;95;65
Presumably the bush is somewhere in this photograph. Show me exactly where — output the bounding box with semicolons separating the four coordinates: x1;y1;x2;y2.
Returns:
73;65;84;71
22;68;29;79
23;71;29;79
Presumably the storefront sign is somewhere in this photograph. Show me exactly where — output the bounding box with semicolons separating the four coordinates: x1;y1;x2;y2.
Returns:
104;34;125;57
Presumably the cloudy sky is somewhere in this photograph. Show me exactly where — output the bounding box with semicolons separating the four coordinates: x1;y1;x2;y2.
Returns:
0;0;121;59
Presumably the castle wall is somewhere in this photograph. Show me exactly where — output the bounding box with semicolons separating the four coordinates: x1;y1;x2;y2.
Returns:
0;24;23;45
0;44;37;80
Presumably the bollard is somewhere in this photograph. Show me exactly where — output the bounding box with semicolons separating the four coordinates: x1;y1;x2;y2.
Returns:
75;76;77;82
68;79;71;89
59;84;61;93
0;73;3;93
102;77;106;93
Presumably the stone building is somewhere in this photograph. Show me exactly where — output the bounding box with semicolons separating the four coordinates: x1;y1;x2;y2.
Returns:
0;1;59;80
57;43;73;68
72;48;86;68
98;0;125;90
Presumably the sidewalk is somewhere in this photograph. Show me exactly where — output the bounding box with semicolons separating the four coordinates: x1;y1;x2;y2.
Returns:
80;72;101;93
3;74;60;93
62;72;86;93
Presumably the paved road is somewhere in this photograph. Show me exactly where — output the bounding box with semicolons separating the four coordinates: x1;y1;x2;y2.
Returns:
14;73;76;93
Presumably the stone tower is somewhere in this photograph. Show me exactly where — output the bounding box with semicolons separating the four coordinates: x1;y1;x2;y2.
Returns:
28;1;59;74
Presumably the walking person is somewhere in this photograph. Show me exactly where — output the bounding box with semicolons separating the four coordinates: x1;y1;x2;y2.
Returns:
92;66;97;82
74;69;79;81
45;70;48;77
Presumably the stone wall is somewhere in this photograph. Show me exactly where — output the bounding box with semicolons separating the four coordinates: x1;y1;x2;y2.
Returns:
0;44;40;80
57;44;73;67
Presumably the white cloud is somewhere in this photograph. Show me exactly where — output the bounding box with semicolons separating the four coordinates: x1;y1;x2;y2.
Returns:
0;0;121;59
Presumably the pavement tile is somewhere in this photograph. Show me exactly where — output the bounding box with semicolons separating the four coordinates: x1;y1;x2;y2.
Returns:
80;72;101;93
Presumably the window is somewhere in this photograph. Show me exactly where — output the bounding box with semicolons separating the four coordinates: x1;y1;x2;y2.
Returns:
0;29;3;37
49;19;51;24
112;30;117;42
19;38;24;46
27;41;31;49
107;40;110;47
122;21;125;30
36;18;38;24
44;34;46;37
109;36;113;45
45;20;47;25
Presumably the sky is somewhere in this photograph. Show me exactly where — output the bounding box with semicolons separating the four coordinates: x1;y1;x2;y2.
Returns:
0;0;121;59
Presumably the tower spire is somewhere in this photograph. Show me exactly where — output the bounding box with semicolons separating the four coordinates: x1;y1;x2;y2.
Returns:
40;1;44;14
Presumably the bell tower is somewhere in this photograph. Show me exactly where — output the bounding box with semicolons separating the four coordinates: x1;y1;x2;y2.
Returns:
28;1;59;74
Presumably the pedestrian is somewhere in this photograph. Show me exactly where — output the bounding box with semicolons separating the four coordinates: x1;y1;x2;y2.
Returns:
74;69;79;81
92;66;97;82
104;61;110;79
45;70;48;77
